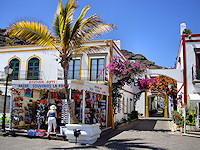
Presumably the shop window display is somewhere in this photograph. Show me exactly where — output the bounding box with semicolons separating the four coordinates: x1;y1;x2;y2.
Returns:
72;90;83;123
11;89;66;131
11;86;108;131
84;92;107;127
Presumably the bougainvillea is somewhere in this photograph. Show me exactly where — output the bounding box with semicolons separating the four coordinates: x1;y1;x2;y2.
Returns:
99;56;147;79
138;75;177;97
138;75;178;110
137;78;157;90
99;56;147;113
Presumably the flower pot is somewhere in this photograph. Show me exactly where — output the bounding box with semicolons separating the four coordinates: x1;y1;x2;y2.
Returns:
64;123;101;144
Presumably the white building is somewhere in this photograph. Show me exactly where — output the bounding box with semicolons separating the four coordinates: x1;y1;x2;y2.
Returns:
175;23;200;127
0;39;140;128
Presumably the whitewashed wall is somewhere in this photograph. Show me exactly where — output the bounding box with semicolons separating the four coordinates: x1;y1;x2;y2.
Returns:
0;40;139;124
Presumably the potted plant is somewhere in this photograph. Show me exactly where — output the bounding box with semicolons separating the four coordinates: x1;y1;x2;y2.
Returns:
185;108;198;131
64;123;101;144
64;107;101;144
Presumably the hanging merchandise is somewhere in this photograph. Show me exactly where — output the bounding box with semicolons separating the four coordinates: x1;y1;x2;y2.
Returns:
24;89;33;98
61;99;70;124
11;80;109;130
36;103;47;130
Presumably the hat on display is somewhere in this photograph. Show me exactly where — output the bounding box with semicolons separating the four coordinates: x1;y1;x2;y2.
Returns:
50;105;57;110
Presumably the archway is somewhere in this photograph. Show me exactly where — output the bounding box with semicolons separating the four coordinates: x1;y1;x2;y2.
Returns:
144;69;182;118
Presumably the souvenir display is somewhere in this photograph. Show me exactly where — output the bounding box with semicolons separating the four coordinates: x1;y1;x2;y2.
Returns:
84;92;107;127
11;85;108;131
11;89;65;130
72;90;82;122
12;96;24;127
61;99;70;124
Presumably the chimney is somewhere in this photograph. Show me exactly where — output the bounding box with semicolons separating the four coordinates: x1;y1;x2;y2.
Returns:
180;23;186;35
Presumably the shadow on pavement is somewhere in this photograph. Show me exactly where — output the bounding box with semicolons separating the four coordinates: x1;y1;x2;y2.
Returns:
124;119;171;132
50;119;168;150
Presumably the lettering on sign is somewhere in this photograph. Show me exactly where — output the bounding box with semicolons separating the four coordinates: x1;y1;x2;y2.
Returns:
29;81;44;84
89;88;94;92
19;84;29;88
46;81;56;84
94;86;100;89
95;89;100;93
33;84;52;89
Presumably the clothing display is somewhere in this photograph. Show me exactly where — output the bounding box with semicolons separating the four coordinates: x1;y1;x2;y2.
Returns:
11;89;65;131
10;80;109;131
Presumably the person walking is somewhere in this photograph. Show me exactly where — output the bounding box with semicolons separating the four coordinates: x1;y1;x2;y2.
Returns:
47;105;57;138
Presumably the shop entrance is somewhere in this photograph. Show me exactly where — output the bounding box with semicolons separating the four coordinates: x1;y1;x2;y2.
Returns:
10;80;109;133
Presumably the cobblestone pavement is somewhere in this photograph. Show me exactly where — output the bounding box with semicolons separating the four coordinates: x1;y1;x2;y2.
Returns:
0;118;200;150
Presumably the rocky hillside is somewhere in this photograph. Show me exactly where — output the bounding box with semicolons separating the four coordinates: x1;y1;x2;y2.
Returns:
121;49;163;69
0;29;31;47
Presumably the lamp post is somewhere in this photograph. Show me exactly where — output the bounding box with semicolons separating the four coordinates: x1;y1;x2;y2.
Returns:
2;65;13;132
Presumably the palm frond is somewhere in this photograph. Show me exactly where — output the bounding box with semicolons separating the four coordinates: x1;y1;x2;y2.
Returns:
70;5;91;47
62;0;77;52
52;0;62;38
53;0;77;52
70;13;115;49
72;45;103;57
8;21;59;50
82;23;116;41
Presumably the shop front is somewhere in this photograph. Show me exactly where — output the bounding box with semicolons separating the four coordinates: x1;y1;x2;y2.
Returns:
10;80;109;132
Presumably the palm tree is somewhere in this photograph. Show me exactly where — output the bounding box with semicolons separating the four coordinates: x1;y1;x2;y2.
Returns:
8;0;115;123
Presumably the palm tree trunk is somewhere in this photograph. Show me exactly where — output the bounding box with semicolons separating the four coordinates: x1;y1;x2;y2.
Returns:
62;57;78;124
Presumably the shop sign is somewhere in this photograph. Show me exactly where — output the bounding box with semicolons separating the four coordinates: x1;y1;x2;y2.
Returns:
12;80;109;95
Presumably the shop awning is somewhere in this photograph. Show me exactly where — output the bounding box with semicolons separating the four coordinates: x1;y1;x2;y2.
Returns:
188;94;200;102
12;80;109;96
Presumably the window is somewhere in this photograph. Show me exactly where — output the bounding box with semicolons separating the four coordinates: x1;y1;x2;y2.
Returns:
127;98;129;113
90;58;104;81
118;97;121;113
27;57;40;80
130;98;133;113
9;58;20;80
122;97;125;113
196;53;200;80
68;59;80;80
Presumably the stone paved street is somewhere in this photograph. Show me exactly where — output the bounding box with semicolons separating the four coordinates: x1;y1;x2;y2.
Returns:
0;118;200;150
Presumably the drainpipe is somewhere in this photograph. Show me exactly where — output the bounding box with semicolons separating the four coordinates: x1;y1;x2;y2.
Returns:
182;36;187;104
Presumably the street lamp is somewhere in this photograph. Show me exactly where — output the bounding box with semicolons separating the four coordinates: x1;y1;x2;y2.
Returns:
2;65;13;132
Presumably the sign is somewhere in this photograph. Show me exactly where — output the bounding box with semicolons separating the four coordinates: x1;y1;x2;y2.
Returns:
12;80;109;95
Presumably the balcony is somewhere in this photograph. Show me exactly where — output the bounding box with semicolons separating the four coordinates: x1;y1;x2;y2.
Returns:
0;70;45;81
0;69;107;84
57;69;107;84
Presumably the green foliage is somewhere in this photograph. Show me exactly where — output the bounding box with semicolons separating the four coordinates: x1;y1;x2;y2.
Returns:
104;56;146;112
182;28;192;34
128;111;138;122
185;108;197;126
172;107;197;127
172;110;182;126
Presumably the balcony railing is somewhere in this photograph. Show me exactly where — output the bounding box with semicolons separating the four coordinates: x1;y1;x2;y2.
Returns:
57;69;106;83
0;69;106;83
0;70;45;81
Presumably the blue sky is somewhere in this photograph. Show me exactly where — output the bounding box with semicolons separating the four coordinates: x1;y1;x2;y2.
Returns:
1;0;200;68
